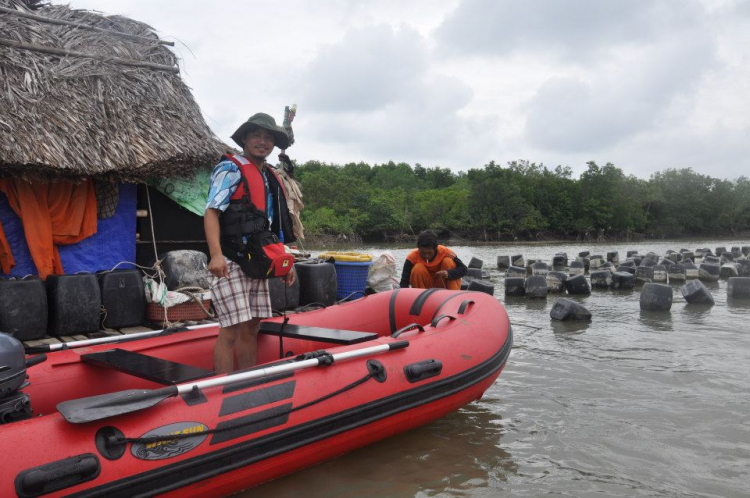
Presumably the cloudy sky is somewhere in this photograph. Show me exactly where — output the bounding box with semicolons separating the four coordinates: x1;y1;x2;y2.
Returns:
64;0;750;180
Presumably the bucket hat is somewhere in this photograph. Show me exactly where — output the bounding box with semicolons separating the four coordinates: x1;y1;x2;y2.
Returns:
230;113;290;149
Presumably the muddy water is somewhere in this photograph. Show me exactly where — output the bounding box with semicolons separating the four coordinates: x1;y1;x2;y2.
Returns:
246;240;750;497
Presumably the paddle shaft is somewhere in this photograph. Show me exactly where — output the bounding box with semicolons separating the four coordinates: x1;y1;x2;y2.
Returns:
58;340;409;423
177;341;408;395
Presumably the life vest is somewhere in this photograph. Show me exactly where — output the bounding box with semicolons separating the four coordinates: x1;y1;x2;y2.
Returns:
219;154;294;278
225;154;287;212
406;245;457;274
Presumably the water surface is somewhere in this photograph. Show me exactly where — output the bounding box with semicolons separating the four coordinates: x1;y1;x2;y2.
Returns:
247;240;750;497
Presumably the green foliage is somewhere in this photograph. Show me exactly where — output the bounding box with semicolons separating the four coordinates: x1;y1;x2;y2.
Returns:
295;159;749;240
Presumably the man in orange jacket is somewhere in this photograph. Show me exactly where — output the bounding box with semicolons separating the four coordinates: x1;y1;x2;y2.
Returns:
399;230;467;290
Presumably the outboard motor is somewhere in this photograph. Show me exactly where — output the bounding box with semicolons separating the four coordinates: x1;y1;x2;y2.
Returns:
0;333;44;423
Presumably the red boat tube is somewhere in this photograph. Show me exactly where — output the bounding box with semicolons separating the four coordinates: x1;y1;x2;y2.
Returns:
0;288;511;498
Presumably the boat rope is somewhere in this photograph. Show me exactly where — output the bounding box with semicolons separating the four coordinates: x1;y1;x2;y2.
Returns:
111;368;381;446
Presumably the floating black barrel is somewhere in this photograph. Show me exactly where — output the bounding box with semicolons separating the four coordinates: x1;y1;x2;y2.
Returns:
97;270;145;329
569;261;585;276
736;260;750;277
612;271;635;290
590;270;612;289
552;254;567;268
504;277;526;297
589;255;604;271
46;274;100;337
616;265;636;275
531;262;550;276
720;263;739;279
564;274;590;295
0;277;48;341
550;298;591;321
466;268;484;279
652;265;668;283
467;279;494;296
524;275;548;299
600;261;616;274
727;277;750;299
680;250;695;261
468;257;483;269
639;257;656;268
295;260;337;306
715;246;727;257
619;260;636;268
667;264;686;282
578;251;590;258
631;256;643;266
640;283;673;312
511;255;524;267
659;258;674;269
681;280;714;305
704;255;721;265
682;260;699;278
665;252;682;264
636;266;654;282
607;251;619;264
161;250;211;291
742;246;750;257
626;250;639;258
268;275;301;312
698;263;721;282
497;256;511;270
720;252;735;263
546;271;567;293
506;266;526;278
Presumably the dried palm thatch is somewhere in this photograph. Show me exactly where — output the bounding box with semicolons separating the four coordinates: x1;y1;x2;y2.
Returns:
0;0;229;182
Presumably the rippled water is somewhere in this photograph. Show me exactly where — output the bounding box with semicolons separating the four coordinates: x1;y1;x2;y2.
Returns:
248;240;750;498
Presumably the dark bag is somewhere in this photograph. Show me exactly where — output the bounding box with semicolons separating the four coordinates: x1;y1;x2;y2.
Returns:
235;231;294;279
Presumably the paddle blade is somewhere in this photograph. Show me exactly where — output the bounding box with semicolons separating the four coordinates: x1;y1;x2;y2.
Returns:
57;386;178;424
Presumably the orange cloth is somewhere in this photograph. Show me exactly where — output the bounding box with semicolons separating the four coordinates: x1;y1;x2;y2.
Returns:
0;179;98;279
0;222;13;274
406;245;461;290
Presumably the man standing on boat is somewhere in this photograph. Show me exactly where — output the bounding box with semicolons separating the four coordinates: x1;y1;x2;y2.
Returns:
204;113;297;373
399;230;467;290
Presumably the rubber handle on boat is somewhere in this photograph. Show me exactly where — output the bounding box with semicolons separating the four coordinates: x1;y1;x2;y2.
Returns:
388;340;409;350
25;353;47;368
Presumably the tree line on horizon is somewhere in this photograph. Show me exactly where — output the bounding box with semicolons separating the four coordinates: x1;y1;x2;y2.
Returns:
294;160;750;242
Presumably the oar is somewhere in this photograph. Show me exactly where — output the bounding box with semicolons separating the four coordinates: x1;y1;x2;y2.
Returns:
57;340;409;424
24;323;217;354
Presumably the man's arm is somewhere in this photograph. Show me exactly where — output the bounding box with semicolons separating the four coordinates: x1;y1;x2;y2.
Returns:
204;208;228;278
447;255;468;280
399;260;414;288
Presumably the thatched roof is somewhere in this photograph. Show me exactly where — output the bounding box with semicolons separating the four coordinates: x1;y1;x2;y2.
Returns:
0;0;229;181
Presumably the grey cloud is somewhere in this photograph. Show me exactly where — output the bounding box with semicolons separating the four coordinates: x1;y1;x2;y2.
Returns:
298;24;491;165
302;25;428;112
523;31;718;153
435;0;705;61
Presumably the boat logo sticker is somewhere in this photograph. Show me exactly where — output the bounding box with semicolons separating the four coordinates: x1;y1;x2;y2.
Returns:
132;422;209;461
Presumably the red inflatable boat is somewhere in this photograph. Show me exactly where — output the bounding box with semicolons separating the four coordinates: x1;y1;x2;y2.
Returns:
0;288;511;497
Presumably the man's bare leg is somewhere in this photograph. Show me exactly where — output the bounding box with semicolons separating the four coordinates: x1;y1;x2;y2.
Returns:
214;323;242;374
236;318;261;369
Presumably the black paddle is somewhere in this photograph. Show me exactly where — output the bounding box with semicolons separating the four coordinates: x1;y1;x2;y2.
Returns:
57;340;409;424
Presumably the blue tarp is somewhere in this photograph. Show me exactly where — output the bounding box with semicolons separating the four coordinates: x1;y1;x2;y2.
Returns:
0;183;137;277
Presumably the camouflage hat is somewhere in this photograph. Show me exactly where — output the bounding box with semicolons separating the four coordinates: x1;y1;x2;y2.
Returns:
230;113;290;149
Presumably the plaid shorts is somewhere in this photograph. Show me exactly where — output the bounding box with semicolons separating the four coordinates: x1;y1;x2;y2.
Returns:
210;259;272;328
